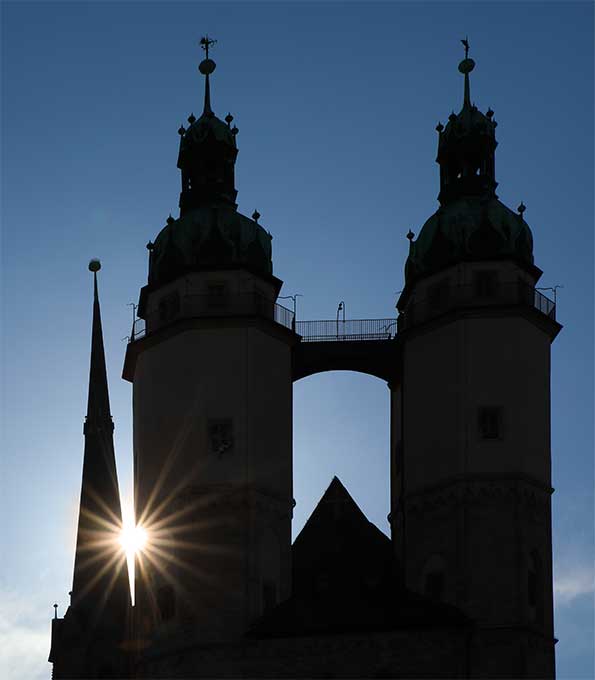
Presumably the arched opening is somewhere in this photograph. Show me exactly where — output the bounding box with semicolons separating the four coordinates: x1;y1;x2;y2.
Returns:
528;549;544;624
293;371;391;541
421;554;447;602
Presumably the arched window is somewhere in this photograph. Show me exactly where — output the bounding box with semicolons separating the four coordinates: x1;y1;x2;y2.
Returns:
258;528;280;617
528;550;543;624
421;554;447;602
157;584;175;622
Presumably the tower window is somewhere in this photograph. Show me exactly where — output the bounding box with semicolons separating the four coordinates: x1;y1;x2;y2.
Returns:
528;550;543;624
262;579;277;614
158;291;181;323
427;279;449;311
478;406;502;439
208;419;233;455
156;584;175;622
424;571;444;601
207;282;228;307
474;270;499;298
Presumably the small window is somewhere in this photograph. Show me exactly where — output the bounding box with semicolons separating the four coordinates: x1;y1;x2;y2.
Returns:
157;584;175;622
207;282;228;307
424;571;444;601
262;580;277;614
158;291;180;323
208;419;233;455
528;550;543;624
478;406;502;439
427;280;449;311
474;270;499;298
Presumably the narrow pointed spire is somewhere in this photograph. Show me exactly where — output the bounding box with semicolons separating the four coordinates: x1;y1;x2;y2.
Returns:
458;37;475;110
70;260;129;619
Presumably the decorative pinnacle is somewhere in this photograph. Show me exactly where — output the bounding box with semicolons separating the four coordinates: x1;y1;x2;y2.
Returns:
436;122;444;133
406;229;415;241
53;603;58;619
88;259;101;273
252;209;261;223
517;202;526;216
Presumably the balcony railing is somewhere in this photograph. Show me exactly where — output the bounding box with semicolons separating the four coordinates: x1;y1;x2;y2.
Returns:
397;281;556;332
128;292;294;342
296;318;397;342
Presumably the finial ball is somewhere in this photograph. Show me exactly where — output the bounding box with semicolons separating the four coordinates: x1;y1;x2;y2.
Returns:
88;259;101;272
199;58;216;75
458;57;475;75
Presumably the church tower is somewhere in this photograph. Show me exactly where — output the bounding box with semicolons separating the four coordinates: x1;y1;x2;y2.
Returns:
391;42;561;677
50;261;131;679
123;38;297;647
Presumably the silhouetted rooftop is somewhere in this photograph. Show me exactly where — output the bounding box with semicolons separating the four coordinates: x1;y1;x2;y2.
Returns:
248;477;471;639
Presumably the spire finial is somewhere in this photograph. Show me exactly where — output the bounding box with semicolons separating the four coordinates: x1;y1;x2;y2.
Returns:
199;35;217;116
458;37;475;109
53;603;58;619
462;36;470;59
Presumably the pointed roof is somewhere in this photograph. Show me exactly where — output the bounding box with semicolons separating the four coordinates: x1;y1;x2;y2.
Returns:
70;260;130;623
249;477;470;639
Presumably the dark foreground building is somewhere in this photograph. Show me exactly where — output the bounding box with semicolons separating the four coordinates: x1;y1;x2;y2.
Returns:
50;39;561;679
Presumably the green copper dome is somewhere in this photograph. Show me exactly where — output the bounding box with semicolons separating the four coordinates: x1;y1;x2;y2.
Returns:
405;197;534;283
403;44;535;286
149;205;273;287
144;41;275;289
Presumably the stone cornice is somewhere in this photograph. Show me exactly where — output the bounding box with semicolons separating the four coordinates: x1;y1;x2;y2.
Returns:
404;475;553;516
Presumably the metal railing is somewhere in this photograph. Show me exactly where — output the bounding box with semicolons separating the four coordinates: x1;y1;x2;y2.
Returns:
296;318;397;342
397;281;556;332
128;292;294;342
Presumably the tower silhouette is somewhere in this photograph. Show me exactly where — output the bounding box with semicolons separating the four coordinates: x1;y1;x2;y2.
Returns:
51;39;560;679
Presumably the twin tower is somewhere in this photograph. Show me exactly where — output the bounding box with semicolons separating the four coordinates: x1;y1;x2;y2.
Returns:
51;39;561;679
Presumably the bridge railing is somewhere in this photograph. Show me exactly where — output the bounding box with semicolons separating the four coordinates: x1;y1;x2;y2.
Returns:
296;318;397;342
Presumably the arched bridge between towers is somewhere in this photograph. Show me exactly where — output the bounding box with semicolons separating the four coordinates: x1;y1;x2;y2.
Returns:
292;318;401;384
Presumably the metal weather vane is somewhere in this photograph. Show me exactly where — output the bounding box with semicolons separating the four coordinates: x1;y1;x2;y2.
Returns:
200;35;217;60
461;37;470;59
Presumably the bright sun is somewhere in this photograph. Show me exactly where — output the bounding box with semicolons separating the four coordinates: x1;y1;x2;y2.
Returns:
119;523;148;558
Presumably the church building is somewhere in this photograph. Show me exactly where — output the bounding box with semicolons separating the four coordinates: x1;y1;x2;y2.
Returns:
49;38;561;678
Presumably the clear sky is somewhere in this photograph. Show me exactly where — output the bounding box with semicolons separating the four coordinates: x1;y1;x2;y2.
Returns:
1;2;593;678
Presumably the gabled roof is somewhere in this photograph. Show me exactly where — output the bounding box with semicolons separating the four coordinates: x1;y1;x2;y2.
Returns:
248;477;470;639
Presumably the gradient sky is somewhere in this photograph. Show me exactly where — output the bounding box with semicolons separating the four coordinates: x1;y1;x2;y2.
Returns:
1;2;593;678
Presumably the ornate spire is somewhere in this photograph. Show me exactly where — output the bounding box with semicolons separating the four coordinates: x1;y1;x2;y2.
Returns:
176;36;239;214
70;260;129;620
435;40;498;206
199;35;217;116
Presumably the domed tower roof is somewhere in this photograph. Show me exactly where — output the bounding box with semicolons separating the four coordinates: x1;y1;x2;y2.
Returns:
401;40;537;297
146;37;273;291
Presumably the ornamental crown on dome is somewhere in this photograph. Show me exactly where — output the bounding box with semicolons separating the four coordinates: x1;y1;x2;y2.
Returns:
143;38;274;293
400;40;535;293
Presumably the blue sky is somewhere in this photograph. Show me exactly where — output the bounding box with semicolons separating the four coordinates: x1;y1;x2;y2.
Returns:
1;2;593;678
